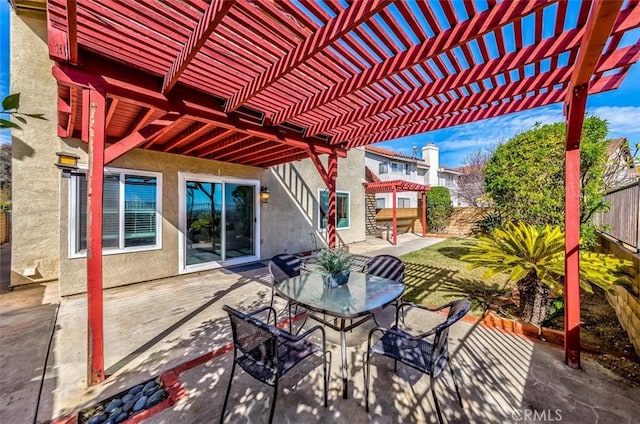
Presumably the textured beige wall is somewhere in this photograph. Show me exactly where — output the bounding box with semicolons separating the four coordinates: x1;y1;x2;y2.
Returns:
58;144;366;296
263;148;366;258
10;10;61;287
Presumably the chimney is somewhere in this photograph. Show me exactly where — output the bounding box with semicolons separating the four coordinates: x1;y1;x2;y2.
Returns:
422;143;439;186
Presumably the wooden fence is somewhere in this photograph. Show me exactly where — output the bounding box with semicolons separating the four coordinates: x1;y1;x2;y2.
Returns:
593;182;639;252
0;211;9;244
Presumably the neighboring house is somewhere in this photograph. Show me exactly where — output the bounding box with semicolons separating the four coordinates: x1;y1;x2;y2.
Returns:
365;144;466;207
9;9;366;296
604;137;638;190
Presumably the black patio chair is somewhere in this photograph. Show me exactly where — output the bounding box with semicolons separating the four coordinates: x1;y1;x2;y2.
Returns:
362;254;405;282
220;305;328;424
362;254;405;325
364;299;471;424
268;254;303;331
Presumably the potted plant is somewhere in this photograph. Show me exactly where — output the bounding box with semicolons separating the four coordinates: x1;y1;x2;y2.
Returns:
316;248;353;287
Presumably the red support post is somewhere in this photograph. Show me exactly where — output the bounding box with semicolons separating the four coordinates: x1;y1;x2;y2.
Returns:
327;153;338;248
421;191;427;237
86;88;106;385
564;84;588;369
392;186;397;246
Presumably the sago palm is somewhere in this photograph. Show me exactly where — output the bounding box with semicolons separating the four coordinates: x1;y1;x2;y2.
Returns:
461;221;631;326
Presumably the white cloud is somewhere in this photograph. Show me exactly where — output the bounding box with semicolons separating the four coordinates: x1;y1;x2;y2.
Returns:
588;106;640;141
380;104;640;167
0;130;10;144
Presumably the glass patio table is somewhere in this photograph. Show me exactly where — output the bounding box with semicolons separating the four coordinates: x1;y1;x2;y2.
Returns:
274;271;405;399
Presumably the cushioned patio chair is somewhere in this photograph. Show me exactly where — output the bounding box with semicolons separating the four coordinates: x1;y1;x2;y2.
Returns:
362;254;405;325
364;299;471;424
268;254;303;331
220;305;328;424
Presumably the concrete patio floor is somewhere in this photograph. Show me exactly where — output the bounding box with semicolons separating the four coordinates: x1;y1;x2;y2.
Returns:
1;234;639;423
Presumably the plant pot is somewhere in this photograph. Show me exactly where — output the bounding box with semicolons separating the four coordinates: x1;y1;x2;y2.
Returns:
322;271;350;288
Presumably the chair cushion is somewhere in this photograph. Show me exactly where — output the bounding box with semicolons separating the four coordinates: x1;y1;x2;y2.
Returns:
237;337;321;385
371;326;440;375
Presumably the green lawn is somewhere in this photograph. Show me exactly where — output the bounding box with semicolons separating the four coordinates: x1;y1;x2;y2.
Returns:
400;237;514;316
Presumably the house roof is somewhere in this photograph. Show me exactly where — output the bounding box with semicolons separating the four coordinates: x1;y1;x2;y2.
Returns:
365;146;426;164
365;180;431;194
44;1;640;167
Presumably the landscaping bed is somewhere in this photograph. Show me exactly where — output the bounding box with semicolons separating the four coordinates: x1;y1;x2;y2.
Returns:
401;237;640;386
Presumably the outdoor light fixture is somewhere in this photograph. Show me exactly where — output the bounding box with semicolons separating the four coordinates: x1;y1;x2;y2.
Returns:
260;186;270;204
55;151;80;177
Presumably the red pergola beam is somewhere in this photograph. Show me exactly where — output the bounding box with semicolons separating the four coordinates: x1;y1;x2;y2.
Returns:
333;42;636;145
104;112;181;164
162;0;234;94
52;59;345;158
66;0;77;64
271;0;550;126
305;27;586;137
161;122;213;152
346;68;627;149
46;0;77;63
334;63;575;145
224;0;388;112
563;0;623;370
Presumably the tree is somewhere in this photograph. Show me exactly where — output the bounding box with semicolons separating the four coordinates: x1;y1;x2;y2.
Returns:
0;143;9;209
462;222;631;325
427;186;452;233
484;116;610;245
457;146;495;206
1;93;47;129
602;138;639;190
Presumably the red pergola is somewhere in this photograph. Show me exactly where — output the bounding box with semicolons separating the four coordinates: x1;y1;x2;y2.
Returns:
35;0;640;383
365;181;431;246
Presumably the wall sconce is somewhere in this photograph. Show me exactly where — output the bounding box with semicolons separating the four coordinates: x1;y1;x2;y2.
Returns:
260;186;270;204
55;152;80;178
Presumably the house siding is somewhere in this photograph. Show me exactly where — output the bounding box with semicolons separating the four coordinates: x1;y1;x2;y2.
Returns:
10;10;61;288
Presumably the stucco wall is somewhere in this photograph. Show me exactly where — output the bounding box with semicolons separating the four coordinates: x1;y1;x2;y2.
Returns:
58;143;366;296
10;10;61;287
265;148;366;257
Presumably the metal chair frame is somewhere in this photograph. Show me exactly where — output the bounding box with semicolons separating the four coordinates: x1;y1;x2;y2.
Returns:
220;305;328;424
364;299;471;424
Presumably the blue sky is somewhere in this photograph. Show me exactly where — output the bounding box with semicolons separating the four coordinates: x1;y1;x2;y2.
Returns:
1;1;639;164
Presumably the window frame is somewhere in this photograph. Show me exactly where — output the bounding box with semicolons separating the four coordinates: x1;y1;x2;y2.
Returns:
318;189;351;231
68;166;163;258
397;197;410;208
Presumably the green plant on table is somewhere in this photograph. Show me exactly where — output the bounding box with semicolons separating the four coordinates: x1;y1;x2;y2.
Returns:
316;248;353;276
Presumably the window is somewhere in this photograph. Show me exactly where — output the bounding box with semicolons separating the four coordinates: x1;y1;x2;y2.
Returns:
391;162;405;174
379;162;389;174
70;168;162;257
398;198;410;208
376;198;385;209
319;190;350;230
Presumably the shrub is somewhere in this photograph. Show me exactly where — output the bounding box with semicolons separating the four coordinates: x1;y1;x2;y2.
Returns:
427;187;452;233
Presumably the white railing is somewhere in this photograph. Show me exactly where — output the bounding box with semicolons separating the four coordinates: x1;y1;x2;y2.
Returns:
593;181;639;251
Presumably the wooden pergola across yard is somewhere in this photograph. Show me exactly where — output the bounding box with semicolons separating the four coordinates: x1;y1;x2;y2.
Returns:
365;180;431;245
33;0;640;383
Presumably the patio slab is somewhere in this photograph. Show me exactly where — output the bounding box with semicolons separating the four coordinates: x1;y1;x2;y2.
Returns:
1;234;638;423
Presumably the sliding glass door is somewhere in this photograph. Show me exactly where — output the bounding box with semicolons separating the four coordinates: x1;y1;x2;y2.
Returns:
180;174;259;272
